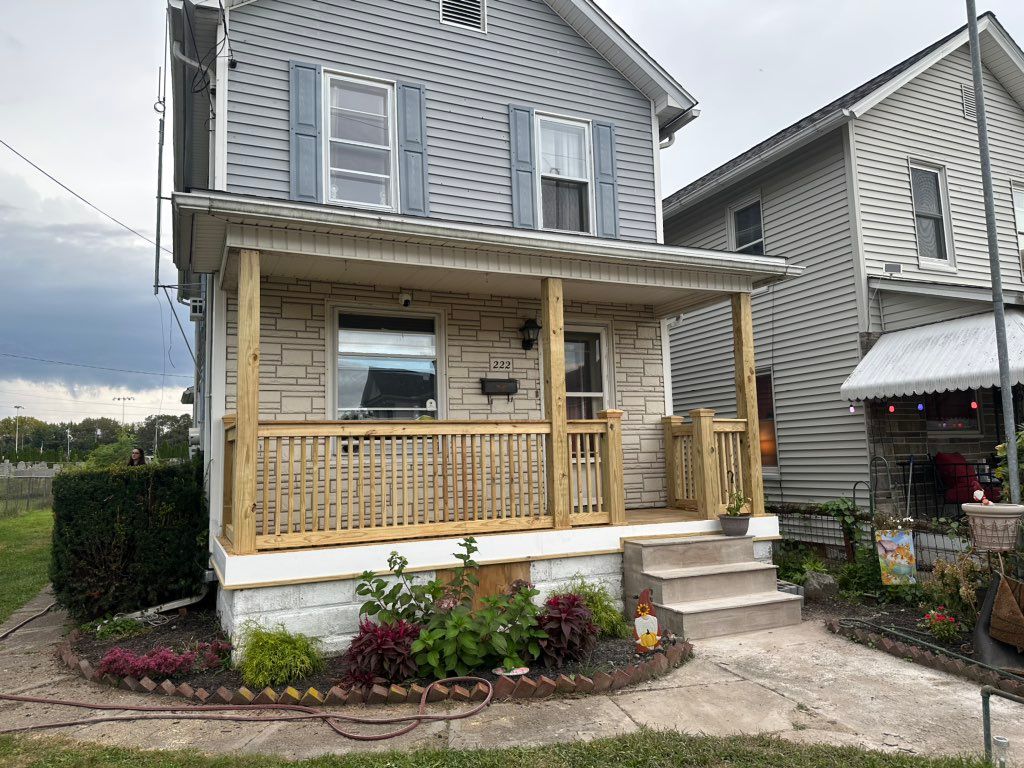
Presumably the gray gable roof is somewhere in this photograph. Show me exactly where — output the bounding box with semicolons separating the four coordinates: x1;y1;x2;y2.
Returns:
664;12;1000;215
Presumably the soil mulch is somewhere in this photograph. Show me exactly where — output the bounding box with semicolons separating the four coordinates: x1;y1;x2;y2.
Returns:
71;610;657;694
803;596;975;657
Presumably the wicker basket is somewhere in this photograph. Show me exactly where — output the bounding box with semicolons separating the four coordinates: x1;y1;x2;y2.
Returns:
962;503;1024;552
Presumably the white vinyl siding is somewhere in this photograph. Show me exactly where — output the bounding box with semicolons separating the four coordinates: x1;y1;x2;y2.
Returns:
666;132;868;504
225;0;659;241
855;46;1024;292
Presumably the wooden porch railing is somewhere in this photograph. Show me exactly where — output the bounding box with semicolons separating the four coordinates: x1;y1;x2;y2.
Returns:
663;409;764;518
222;410;624;552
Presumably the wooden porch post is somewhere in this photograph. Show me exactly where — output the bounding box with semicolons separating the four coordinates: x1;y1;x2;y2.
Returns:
731;292;765;516
234;249;261;554
690;408;721;519
541;277;570;529
598;409;625;525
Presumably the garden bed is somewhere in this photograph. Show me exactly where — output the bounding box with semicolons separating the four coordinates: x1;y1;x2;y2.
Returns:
63;608;693;706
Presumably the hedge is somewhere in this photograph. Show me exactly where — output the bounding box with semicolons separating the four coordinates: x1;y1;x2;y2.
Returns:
50;460;208;620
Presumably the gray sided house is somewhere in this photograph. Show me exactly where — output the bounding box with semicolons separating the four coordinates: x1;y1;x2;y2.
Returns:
665;13;1024;515
167;0;803;651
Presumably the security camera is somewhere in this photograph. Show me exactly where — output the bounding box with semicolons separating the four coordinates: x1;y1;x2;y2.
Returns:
399;292;413;308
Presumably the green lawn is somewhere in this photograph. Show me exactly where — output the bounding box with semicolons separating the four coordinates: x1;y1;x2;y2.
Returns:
0;731;986;768
0;508;53;623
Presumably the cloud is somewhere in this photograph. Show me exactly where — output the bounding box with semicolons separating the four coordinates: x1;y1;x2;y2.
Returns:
0;378;189;423
0;171;192;406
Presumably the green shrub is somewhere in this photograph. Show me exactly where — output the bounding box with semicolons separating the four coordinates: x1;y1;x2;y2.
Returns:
554;575;629;638
50;459;207;620
87;616;148;641
85;431;139;468
238;624;324;689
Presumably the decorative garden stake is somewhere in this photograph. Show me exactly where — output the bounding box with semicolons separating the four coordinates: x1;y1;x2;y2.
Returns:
633;589;660;653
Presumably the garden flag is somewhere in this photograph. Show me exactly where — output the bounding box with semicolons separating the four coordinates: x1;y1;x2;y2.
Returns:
875;530;917;585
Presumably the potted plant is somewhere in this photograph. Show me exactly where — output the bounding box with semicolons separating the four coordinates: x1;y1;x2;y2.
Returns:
719;491;751;536
963;490;1024;552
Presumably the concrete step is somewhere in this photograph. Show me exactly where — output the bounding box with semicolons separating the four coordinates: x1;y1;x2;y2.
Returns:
655;591;803;641
623;534;755;572
644;561;779;604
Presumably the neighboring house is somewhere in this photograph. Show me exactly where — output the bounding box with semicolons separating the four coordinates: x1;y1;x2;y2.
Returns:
664;13;1024;515
167;0;802;651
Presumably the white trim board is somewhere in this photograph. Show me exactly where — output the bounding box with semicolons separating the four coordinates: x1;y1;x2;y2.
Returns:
213;515;782;589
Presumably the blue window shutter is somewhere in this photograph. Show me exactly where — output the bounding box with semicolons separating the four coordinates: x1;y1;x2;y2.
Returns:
289;61;322;203
592;121;619;239
397;83;430;217
508;105;537;229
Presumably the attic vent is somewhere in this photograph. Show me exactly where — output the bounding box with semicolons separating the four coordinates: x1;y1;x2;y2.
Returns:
961;83;977;121
440;0;485;31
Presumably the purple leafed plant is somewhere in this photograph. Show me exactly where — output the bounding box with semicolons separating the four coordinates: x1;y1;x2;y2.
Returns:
537;593;598;668
340;618;421;687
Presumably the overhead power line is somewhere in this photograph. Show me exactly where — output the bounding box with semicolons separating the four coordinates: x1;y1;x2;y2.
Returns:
0;352;192;379
0;137;172;255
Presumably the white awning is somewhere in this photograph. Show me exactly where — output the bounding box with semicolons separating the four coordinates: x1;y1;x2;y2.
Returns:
840;310;1024;401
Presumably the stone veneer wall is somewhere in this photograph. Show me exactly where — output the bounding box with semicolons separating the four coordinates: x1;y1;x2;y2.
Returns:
224;276;668;508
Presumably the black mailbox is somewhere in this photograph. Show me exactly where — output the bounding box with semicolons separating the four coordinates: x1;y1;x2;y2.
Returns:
480;378;519;398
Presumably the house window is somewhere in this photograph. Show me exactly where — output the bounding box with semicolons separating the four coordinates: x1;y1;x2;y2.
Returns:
565;331;605;419
326;74;396;210
909;164;952;265
1012;182;1024;271
756;371;778;467
336;314;437;420
537;116;592;233
731;199;764;255
924;390;980;433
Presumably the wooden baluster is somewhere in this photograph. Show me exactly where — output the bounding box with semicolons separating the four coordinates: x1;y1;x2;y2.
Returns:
594;429;604;515
536;433;545;518
488;434;497;520
583;431;594;515
288;437;297;534
498;433;507;519
311;436;321;532
573;434;583;515
526;434;536;518
513;433;522;519
274;437;283;536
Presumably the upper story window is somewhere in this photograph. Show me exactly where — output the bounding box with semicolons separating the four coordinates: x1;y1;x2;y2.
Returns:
537;116;592;233
909;163;953;267
1012;181;1024;272
729;197;764;255
326;74;397;211
440;0;486;32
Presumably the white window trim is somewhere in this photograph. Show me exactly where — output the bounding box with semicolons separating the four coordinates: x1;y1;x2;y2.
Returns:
538;320;616;419
322;71;400;213
438;0;488;33
756;366;780;475
325;302;448;420
1011;179;1024;278
534;112;595;236
726;192;765;255
907;160;957;273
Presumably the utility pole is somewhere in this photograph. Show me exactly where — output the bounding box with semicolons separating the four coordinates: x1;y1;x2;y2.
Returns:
13;405;23;454
966;1;1020;504
113;396;135;427
66;428;73;462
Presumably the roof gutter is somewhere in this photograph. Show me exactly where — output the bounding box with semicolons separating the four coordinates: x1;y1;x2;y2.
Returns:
664;109;854;218
660;107;701;142
174;190;803;283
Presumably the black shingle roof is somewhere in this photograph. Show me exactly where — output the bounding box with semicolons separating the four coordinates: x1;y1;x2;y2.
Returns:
663;13;996;213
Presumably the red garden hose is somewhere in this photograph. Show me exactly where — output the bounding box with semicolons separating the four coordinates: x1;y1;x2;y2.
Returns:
0;677;492;741
0;605;493;741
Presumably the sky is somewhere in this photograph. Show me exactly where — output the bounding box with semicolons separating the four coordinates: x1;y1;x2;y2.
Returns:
1;1;1023;424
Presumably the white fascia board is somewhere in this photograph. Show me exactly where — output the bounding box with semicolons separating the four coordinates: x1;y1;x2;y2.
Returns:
663;110;852;217
868;276;1024;305
847;21;990;117
174;190;803;282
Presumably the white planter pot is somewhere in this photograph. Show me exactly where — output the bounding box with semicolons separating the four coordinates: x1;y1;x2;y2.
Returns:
962;503;1024;552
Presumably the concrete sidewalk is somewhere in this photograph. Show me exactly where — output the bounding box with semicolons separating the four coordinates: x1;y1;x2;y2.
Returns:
0;590;1020;761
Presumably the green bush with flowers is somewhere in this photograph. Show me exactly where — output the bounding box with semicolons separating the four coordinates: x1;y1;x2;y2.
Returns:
918;607;961;644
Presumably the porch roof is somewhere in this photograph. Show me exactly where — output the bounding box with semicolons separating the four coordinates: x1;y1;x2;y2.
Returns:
172;190;801;315
840;310;1024;401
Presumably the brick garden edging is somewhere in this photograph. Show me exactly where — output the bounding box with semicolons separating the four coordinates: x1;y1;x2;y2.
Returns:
58;631;693;707
826;619;1024;697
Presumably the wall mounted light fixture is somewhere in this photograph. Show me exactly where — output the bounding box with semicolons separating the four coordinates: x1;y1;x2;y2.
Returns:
519;319;541;351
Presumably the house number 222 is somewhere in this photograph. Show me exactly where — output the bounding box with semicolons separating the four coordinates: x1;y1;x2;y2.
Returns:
490;358;513;372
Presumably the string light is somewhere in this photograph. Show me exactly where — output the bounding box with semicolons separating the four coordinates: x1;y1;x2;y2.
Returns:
888;404;896;414
917;403;925;412
849;404;856;414
971;400;979;410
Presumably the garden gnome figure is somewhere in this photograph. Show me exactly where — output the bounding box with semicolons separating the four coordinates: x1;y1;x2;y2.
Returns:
633;589;661;653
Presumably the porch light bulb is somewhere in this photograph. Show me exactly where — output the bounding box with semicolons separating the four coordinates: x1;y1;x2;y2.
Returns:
971;400;979;410
888;405;896;413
